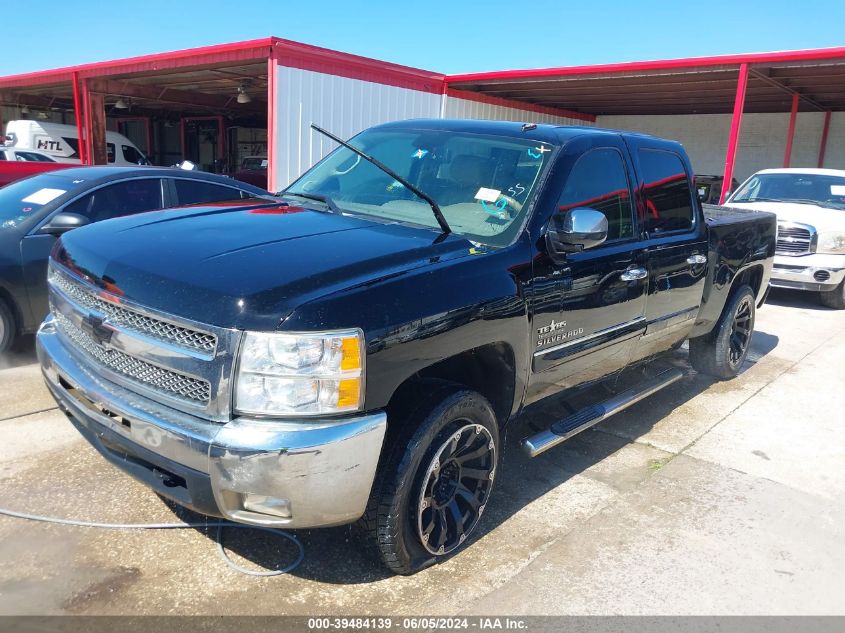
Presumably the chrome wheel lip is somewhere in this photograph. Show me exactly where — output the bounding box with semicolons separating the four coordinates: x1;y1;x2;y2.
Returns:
416;422;496;556
728;296;754;367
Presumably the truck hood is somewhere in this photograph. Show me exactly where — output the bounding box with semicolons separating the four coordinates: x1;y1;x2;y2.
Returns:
726;201;845;232
53;202;473;331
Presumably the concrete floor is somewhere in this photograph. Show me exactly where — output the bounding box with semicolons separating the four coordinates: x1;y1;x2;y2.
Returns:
0;288;843;615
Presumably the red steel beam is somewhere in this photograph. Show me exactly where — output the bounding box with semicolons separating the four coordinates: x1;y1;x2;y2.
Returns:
0;37;276;89
783;92;800;167
71;72;86;164
720;64;750;205
446;46;845;84
818;111;832;167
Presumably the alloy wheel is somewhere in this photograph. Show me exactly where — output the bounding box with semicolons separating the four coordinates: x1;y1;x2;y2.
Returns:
729;296;753;366
416;423;496;555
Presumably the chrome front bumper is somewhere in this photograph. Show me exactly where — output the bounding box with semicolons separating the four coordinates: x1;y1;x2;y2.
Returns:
37;316;387;528
771;253;845;292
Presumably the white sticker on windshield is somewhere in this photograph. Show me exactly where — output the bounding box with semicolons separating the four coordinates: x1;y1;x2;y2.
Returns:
831;185;845;196
21;188;66;205
475;187;501;202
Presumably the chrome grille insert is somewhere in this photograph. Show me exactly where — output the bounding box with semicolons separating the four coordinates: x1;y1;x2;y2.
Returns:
49;269;217;355
776;222;814;256
54;310;211;405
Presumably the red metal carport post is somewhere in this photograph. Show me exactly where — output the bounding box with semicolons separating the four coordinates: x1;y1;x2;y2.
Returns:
818;111;832;167
783;93;800;167
71;71;87;164
719;63;749;204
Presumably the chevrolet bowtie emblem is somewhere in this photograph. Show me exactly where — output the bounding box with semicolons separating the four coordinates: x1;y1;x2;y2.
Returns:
80;313;113;347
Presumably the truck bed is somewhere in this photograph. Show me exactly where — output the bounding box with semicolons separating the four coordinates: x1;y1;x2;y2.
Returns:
691;204;777;337
703;203;774;225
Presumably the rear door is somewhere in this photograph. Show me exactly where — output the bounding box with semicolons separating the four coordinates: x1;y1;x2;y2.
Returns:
526;135;648;403
626;140;708;359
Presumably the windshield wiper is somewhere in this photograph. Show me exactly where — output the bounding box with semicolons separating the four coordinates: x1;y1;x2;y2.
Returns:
309;123;451;234
282;191;341;213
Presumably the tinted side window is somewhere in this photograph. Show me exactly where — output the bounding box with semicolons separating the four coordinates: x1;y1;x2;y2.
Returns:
122;145;146;165
639;149;694;233
63;179;164;222
558;148;634;242
174;179;249;205
106;143;116;163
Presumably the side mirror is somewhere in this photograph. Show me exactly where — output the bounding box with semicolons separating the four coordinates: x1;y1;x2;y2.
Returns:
40;212;91;236
546;207;608;260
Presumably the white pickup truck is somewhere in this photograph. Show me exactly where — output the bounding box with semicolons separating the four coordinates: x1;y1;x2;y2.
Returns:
726;168;845;309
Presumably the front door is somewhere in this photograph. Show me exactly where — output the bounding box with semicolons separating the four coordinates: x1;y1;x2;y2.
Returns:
526;137;648;405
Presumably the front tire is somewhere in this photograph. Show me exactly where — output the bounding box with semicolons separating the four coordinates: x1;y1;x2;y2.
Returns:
362;386;499;575
0;300;15;354
689;285;755;380
819;279;845;310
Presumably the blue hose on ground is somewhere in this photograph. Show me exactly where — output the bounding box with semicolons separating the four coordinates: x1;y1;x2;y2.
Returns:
0;506;304;577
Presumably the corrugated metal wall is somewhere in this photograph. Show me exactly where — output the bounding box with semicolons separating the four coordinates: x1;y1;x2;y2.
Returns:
272;67;596;187
274;66;441;187
443;96;594;127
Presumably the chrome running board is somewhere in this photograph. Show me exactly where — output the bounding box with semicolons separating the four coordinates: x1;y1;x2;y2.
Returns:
521;368;684;458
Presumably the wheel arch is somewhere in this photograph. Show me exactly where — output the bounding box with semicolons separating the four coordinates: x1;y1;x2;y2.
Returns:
384;342;518;430
0;285;21;337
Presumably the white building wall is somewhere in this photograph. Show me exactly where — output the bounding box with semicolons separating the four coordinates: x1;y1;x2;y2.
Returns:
272;68;599;188
274;66;442;187
597;112;845;182
443;95;595;127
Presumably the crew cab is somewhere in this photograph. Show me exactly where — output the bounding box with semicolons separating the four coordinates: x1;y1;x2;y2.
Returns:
36;120;775;574
725;168;845;309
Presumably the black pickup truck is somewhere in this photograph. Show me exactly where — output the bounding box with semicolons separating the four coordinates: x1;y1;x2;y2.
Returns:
37;120;775;574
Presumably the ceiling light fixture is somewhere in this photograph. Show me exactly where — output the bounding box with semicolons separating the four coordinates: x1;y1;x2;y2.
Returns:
236;84;251;104
36;111;49;120
21;105;30;115
114;98;129;109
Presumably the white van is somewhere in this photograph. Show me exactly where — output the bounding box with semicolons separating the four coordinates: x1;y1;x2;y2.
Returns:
4;120;149;166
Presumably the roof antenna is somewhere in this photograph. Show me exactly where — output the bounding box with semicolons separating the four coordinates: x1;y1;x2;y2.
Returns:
522;123;537;132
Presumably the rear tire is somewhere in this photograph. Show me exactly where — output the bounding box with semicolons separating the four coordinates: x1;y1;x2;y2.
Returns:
819;279;845;310
0;300;15;354
689;285;755;380
361;385;499;575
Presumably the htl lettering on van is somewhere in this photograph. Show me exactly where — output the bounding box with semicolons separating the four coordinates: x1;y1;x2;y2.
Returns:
4;120;149;166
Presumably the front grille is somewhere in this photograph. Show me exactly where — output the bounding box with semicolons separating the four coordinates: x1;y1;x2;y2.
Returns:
54;310;211;405
50;269;217;355
776;223;813;256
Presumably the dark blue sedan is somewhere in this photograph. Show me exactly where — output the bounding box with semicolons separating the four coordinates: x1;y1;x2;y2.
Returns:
0;167;273;352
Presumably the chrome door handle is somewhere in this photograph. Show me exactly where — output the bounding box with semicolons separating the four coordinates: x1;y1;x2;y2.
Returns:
620;267;648;281
687;254;707;265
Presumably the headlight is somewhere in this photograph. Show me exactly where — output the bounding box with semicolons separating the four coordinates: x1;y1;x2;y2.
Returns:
816;232;845;255
235;329;364;416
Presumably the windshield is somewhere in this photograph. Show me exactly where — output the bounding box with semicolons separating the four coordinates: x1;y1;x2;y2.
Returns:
731;172;845;210
284;128;555;246
0;173;74;231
